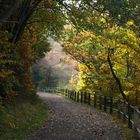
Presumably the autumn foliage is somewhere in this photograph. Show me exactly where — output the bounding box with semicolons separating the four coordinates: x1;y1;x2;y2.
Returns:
62;25;140;106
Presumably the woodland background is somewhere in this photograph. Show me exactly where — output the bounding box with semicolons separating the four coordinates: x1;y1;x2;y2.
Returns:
0;0;140;138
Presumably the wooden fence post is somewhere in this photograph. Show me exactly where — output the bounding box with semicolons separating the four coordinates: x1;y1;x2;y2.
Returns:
68;90;70;98
74;91;75;100
70;91;72;99
77;92;79;102
128;103;132;129
117;99;121;119
123;100;127;122
94;93;97;108
99;96;102;110
88;93;91;105
72;91;74;100
70;90;72;99
69;90;71;98
81;92;83;103
104;96;107;112
110;97;113;114
75;91;77;101
84;92;86;103
133;108;139;140
69;90;71;99
66;89;68;97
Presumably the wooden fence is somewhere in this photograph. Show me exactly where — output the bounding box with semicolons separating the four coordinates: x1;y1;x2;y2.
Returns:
43;88;140;139
56;89;140;140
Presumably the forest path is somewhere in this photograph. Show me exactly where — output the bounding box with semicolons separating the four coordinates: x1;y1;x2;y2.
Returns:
27;92;123;140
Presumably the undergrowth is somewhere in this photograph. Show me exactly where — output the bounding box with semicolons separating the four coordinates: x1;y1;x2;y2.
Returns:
0;94;48;140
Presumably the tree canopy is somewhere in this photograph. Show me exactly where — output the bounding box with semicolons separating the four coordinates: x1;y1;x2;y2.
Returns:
0;0;140;105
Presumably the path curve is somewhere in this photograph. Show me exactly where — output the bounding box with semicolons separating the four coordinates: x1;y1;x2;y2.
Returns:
27;92;123;140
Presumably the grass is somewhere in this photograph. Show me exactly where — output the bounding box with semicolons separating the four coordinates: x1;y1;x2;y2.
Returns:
0;94;48;140
111;115;133;140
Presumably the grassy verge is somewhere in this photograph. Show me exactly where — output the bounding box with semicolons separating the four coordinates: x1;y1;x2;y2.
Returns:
0;95;48;140
111;113;133;140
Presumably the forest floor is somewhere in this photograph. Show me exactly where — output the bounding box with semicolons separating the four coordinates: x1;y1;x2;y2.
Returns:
26;92;125;140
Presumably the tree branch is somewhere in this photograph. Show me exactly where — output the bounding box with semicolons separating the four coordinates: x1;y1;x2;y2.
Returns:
107;48;127;101
11;0;43;43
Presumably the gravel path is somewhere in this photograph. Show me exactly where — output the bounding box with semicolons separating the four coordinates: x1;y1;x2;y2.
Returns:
27;92;123;140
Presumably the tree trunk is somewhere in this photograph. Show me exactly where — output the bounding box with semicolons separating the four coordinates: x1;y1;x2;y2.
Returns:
107;48;127;101
11;0;42;43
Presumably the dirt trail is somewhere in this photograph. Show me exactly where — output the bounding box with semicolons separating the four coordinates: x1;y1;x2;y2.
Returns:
26;92;123;140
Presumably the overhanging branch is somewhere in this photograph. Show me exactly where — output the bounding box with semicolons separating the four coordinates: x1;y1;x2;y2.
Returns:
107;48;127;101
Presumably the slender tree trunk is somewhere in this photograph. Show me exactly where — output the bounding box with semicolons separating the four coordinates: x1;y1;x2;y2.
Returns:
107;48;127;101
11;0;42;43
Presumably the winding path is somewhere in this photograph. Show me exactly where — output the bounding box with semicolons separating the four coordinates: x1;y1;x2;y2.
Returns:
27;92;123;140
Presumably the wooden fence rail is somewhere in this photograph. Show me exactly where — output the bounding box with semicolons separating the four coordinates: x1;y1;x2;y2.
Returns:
44;88;140;139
